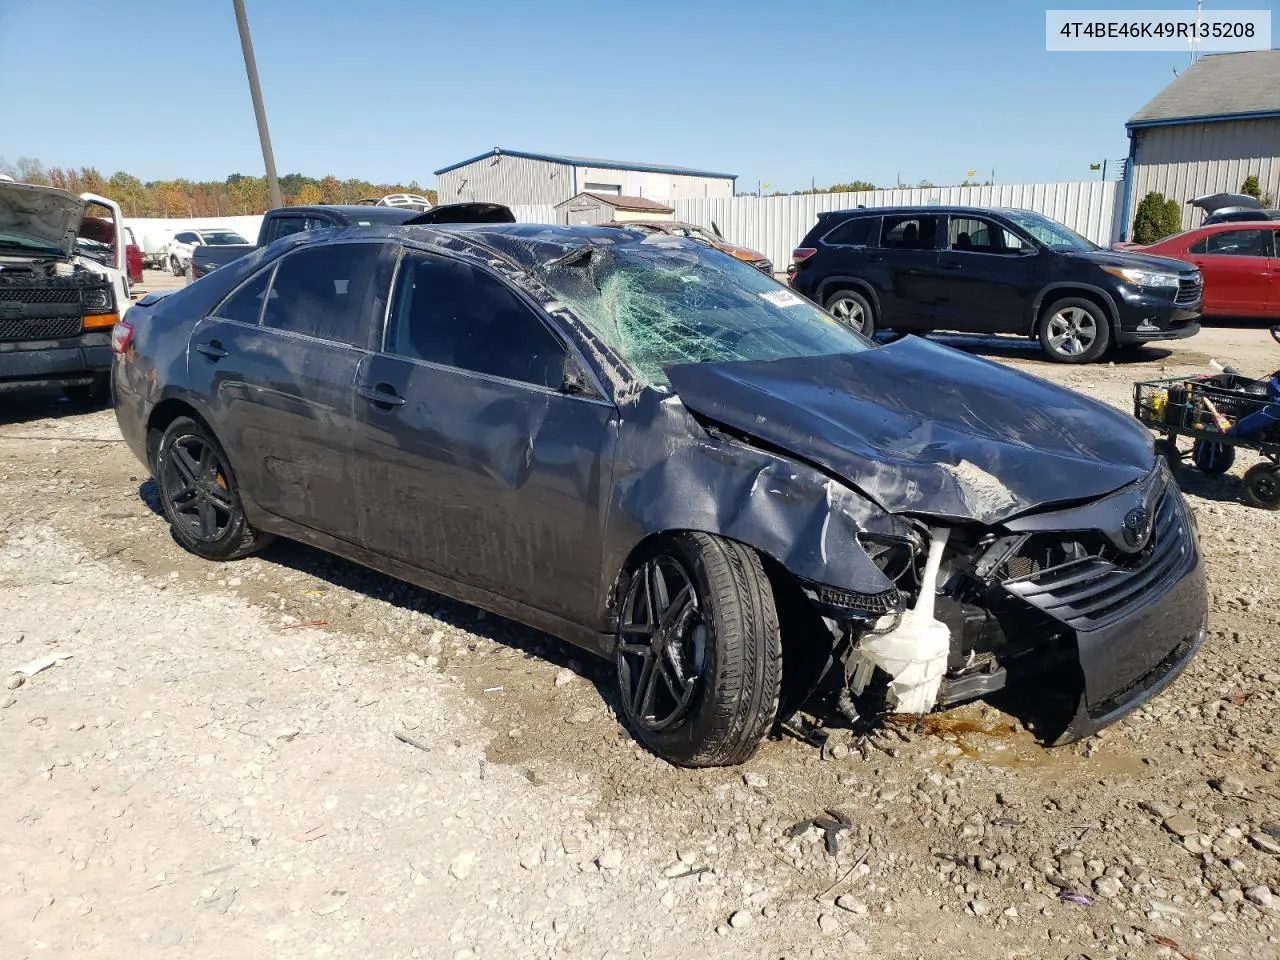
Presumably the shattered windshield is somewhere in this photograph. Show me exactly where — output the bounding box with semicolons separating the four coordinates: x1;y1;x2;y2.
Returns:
542;238;871;387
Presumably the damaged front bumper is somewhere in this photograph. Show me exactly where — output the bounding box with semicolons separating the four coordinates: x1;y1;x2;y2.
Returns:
838;462;1208;741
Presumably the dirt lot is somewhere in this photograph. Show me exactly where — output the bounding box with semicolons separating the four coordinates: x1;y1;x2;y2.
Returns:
3;314;1279;960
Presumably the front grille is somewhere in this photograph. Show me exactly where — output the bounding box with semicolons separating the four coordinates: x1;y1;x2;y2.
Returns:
1175;277;1202;306
0;287;81;304
0;316;83;342
1003;481;1194;630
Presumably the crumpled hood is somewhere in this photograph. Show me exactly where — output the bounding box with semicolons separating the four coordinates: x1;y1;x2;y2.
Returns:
0;181;84;257
663;337;1155;526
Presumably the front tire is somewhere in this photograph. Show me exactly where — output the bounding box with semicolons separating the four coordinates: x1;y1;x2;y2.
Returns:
824;289;877;337
614;533;782;768
155;416;272;561
1037;297;1110;364
170;256;183;276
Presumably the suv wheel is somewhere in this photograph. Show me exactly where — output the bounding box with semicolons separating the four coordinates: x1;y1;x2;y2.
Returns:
170;256;183;276
156;416;273;561
824;289;876;337
614;533;782;768
1038;297;1110;364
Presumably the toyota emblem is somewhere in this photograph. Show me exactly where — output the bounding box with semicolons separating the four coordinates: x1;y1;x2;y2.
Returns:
1122;507;1152;549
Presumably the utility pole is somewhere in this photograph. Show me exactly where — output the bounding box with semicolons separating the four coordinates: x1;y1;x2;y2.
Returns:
233;0;283;209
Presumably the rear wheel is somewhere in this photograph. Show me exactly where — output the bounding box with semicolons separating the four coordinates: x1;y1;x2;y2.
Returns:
1037;297;1110;364
614;533;782;768
1243;463;1280;510
156;416;273;561
824;289;876;337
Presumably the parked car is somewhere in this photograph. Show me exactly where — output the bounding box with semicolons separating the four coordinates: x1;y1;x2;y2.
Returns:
1189;192;1280;226
0;180;130;401
112;223;1206;766
788;206;1203;363
603;220;773;274
1124;221;1280;319
164;228;250;276
187;202;515;282
123;226;144;285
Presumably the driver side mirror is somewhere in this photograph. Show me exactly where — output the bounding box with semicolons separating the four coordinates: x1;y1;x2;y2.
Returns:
561;354;595;397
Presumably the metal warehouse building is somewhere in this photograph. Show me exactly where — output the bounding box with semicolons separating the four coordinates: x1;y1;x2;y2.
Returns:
1122;50;1280;238
433;148;737;207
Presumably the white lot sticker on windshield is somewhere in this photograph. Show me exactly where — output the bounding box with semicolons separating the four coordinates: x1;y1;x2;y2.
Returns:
759;289;804;307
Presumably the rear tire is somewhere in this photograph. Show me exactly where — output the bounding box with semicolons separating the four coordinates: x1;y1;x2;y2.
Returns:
1191;439;1235;476
614;533;782;768
1037;297;1110;364
155;416;273;561
823;289;877;338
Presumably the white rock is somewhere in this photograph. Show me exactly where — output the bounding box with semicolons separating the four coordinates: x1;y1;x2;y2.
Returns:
742;772;768;789
597;849;623;871
818;913;840;934
1094;876;1123;899
449;851;476;881
554;668;575;687
729;910;752;929
1245;885;1273;908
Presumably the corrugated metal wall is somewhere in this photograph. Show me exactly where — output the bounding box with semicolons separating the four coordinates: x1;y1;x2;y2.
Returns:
436;155;574;206
671;181;1122;273
1131;119;1280;230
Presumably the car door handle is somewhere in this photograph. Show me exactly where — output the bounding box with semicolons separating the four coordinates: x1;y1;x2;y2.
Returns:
194;339;228;360
867;254;885;263
942;262;963;271
357;383;407;407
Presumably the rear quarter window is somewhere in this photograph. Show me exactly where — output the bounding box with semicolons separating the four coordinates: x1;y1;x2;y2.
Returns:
823;216;876;246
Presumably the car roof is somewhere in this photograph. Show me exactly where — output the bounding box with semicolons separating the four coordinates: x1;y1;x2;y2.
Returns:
285;204;422;223
269;221;667;273
821;205;1035;218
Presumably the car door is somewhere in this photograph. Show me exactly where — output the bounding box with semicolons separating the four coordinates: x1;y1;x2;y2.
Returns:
933;215;1039;333
872;214;943;329
1269;229;1280;317
1186;228;1273;317
186;240;395;542
351;248;619;625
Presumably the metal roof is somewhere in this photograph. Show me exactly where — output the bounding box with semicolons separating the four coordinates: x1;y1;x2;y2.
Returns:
1128;50;1280;126
433;147;737;180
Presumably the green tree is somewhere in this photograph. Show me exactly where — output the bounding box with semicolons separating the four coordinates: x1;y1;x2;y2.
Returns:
1133;191;1180;244
1241;175;1262;199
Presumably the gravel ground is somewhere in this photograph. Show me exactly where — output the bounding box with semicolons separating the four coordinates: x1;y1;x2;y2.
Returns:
3;322;1280;960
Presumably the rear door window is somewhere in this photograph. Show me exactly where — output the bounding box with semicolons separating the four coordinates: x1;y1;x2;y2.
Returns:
880;215;939;250
824;216;876;246
386;251;568;389
261;242;388;348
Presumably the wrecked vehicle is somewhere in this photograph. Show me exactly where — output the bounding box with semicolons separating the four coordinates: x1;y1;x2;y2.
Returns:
111;223;1207;767
1;180;130;400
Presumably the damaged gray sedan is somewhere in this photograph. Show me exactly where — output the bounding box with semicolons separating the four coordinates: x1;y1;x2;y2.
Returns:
112;223;1208;767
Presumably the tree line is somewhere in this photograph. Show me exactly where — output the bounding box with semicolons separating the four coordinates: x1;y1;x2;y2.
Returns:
0;157;438;218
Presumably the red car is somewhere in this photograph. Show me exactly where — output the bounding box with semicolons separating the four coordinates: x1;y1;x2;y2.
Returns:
1130;222;1280;319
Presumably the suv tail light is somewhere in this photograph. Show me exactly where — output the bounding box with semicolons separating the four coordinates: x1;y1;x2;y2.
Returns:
787;247;817;283
111;319;134;355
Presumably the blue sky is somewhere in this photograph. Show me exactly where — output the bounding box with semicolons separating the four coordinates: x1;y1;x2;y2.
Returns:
1;0;1275;191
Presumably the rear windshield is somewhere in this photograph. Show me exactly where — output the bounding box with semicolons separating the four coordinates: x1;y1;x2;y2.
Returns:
542;237;871;387
203;231;249;245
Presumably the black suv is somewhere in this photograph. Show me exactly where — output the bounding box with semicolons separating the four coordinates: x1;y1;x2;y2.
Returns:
788;206;1203;363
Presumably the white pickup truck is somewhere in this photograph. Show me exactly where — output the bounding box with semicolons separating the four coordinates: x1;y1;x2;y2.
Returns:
0;177;131;401
162;227;250;276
